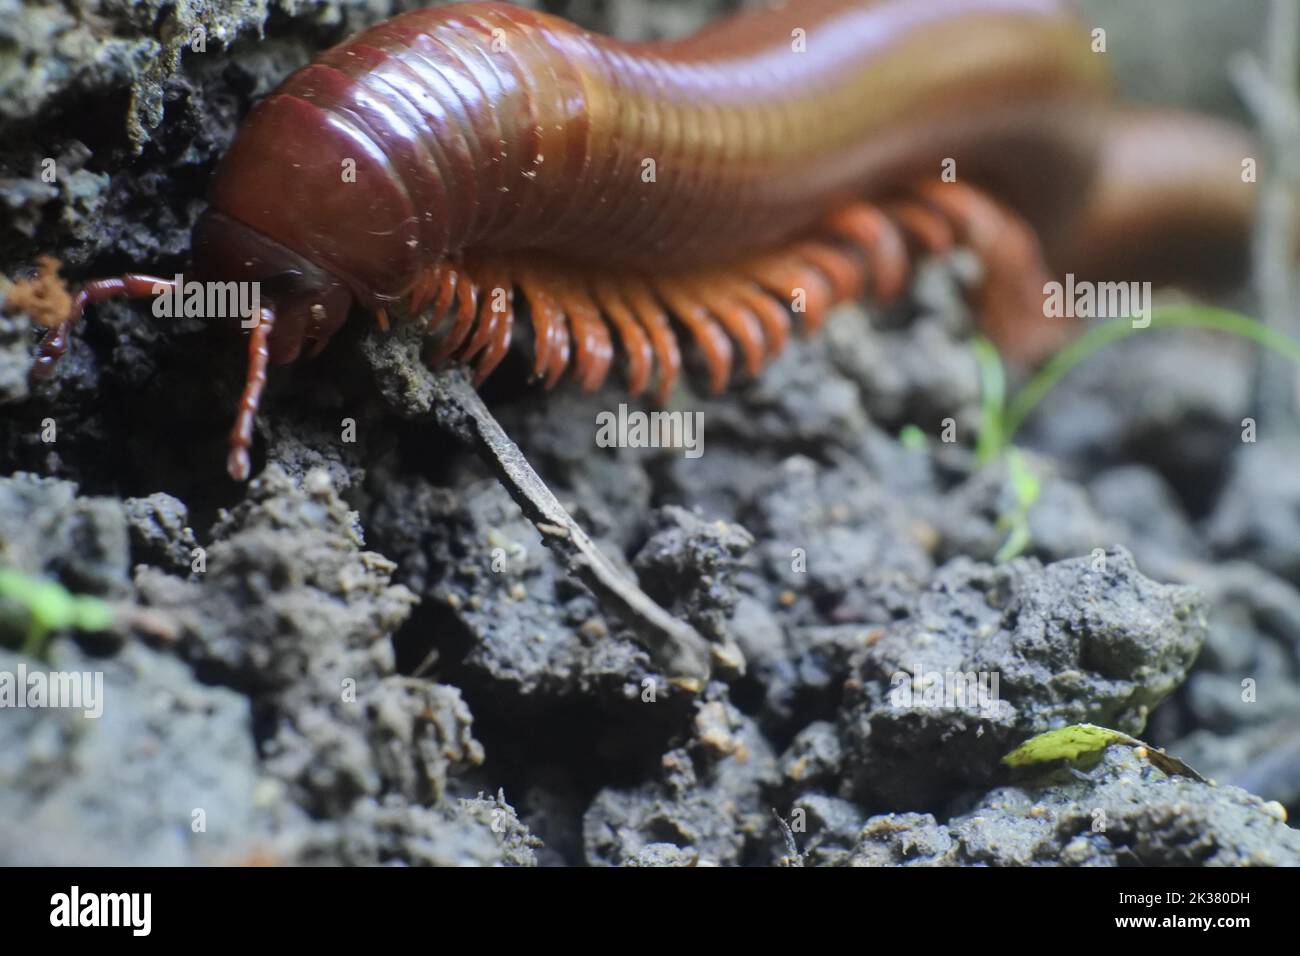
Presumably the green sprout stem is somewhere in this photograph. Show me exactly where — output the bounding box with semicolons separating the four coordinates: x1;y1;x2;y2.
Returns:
972;336;1007;465
0;569;115;657
1002;305;1300;447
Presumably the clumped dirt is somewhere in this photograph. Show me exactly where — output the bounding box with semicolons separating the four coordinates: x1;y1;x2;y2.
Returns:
1;0;1297;866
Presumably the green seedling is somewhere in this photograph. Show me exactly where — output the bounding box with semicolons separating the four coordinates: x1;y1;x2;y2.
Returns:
971;337;1042;561
0;568;115;658
998;304;1300;455
993;448;1042;562
963;306;1300;560
898;423;929;450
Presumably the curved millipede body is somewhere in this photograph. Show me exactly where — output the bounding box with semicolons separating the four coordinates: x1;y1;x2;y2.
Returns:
30;0;1262;479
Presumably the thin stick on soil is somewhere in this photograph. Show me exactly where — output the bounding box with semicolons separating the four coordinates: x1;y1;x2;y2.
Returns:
362;327;713;690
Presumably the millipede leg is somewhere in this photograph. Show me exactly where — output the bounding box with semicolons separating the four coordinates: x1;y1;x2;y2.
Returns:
518;268;563;382
909;180;1061;361
883;198;956;257
794;241;866;303
463;269;515;385
554;276;614;392
652;277;733;394
622;278;682;404
227;306;276;482
591;276;654;398
457;267;505;365
726;278;790;358
690;276;767;377
913;180;1047;285
408;264;443;318
823;203;909;303
430;265;459;333
475;290;515;385
426;265;478;364
30;273;178;381
544;306;572;390
745;257;833;334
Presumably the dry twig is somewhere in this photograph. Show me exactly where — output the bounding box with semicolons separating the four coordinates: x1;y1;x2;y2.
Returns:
363;326;713;690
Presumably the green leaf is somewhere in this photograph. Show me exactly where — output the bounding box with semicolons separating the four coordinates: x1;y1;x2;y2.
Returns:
1001;723;1131;767
1001;722;1208;783
898;424;928;450
0;568;115;656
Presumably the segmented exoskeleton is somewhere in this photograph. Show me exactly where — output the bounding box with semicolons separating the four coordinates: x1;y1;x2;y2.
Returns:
31;0;1259;478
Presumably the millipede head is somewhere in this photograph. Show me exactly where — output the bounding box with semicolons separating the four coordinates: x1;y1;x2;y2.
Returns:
192;210;355;364
193;210;356;481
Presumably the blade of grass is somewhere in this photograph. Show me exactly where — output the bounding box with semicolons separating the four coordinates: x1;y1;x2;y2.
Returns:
993;448;1042;562
972;336;1007;465
1003;305;1300;445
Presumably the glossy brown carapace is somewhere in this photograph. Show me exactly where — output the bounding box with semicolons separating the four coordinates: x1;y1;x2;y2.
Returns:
30;0;1262;479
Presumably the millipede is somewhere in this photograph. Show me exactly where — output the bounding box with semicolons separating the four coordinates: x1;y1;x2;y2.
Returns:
26;0;1261;480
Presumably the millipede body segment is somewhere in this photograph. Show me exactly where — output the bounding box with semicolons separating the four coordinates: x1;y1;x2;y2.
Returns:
30;0;1261;479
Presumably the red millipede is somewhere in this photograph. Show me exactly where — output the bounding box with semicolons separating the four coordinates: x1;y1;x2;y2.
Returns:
29;0;1261;480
